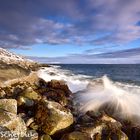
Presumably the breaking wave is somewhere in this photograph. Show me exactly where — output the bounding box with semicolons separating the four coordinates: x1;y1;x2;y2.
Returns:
38;65;140;124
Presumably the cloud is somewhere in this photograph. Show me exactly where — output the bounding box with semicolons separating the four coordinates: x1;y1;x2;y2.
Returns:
96;48;140;58
28;48;140;64
0;0;140;49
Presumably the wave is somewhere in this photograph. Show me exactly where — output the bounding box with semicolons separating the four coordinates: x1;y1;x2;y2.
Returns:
38;65;91;93
78;76;140;122
38;66;140;124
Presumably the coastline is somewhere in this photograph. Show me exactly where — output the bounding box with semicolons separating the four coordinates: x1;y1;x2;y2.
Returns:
0;64;139;139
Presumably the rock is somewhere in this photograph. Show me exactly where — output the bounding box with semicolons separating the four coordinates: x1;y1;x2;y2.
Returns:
17;96;34;107
2;86;13;97
0;109;27;138
1;82;28;98
43;80;71;106
49;72;56;76
12;85;25;98
26;117;35;127
0;126;11;140
35;79;72;106
21;87;41;100
29;122;39;130
122;121;140;140
93;133;101;140
39;134;52;140
35;78;48;89
46;80;72;97
0;99;17;114
61;131;91;140
0;89;6;98
75;112;128;140
77;113;94;124
35;100;73;135
101;126;128;140
22;130;38;140
43;90;68;106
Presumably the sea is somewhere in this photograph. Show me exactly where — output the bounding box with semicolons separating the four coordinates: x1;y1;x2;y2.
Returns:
56;64;140;84
37;64;140;123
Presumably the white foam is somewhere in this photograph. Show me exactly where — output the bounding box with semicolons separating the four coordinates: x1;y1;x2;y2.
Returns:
38;66;90;93
78;75;140;122
38;66;140;123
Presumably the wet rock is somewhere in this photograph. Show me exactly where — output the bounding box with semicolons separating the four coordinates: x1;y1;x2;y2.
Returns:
35;79;72;106
122;121;140;140
39;134;52;140
46;80;72;97
0;99;17;114
35;100;73;135
0;109;27;138
75;112;128;140
60;131;91;140
101;126;128;140
49;72;56;76
85;111;103;120
35;78;48;89
43;90;68;106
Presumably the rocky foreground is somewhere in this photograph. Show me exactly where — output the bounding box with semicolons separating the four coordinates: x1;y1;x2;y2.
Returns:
0;73;140;140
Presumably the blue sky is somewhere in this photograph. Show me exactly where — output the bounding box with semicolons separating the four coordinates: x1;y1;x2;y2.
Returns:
0;0;140;63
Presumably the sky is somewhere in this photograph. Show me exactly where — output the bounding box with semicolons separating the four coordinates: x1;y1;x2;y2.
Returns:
0;0;140;63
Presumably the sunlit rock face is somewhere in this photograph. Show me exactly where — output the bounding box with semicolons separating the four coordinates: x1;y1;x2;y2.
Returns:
0;47;39;82
35;100;74;135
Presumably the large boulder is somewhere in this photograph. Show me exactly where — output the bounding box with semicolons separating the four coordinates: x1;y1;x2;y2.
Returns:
35;100;73;135
1;81;29;98
0;109;27;139
45;80;72;97
21;87;42;100
17;96;34;107
75;111;128;140
0;99;17;114
35;79;72;106
122;121;140;140
17;87;42;108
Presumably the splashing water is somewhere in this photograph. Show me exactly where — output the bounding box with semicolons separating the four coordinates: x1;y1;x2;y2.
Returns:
38;66;140;124
38;66;90;93
78;75;140;123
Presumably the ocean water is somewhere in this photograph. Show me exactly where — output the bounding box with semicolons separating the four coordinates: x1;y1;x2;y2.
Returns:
57;64;140;84
38;64;140;124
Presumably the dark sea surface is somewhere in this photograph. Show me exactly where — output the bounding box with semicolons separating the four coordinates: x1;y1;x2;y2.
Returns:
53;64;140;85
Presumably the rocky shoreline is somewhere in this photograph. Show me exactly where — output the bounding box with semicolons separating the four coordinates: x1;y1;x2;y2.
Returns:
0;66;140;140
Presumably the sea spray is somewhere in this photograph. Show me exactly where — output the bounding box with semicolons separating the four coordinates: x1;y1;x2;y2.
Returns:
77;75;140;124
38;66;140;124
38;66;90;93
